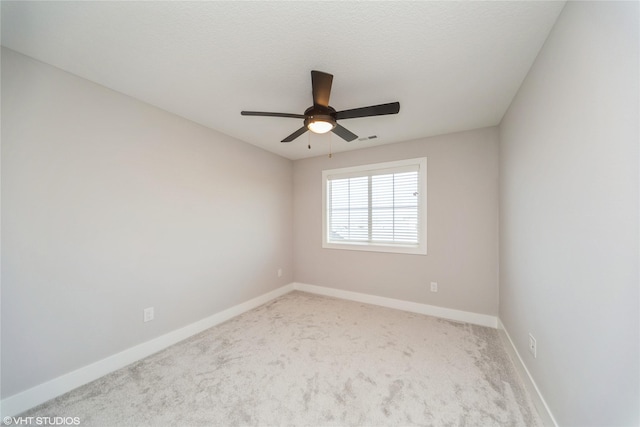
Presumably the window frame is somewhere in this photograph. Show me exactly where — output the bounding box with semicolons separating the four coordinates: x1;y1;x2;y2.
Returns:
322;157;427;255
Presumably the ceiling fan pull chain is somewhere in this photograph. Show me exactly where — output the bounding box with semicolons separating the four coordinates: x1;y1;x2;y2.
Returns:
329;133;332;158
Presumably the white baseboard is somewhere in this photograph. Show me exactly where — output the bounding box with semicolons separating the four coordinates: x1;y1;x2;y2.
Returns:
292;282;498;328
0;283;295;418
497;318;558;427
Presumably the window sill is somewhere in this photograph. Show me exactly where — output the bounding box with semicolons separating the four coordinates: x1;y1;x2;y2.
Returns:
322;241;427;255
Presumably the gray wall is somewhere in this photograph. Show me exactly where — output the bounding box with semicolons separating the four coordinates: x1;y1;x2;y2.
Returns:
293;128;499;316
1;48;294;398
499;2;639;426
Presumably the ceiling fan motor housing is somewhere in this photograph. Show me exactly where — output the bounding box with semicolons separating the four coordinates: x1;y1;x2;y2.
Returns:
304;106;337;132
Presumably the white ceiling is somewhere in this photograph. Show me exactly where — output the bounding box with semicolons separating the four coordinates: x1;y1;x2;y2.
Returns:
1;1;565;160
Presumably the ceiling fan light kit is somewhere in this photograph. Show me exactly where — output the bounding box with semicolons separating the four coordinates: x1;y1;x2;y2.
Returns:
306;116;335;134
304;106;337;134
241;70;400;144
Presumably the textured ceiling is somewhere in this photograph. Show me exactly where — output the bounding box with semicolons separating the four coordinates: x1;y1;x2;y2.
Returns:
1;1;565;160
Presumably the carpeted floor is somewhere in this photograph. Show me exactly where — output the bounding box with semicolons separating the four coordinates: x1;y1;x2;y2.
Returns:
20;291;542;426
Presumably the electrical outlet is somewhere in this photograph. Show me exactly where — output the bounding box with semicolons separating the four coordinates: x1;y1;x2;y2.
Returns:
144;307;154;322
277;268;283;278
528;333;537;358
430;282;438;292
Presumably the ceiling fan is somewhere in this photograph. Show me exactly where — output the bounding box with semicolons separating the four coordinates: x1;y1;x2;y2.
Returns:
241;70;400;143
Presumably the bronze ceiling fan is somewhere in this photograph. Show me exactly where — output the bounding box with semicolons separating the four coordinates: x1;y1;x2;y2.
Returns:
241;70;400;143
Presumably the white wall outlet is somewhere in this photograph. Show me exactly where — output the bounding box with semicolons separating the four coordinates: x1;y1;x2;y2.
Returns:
143;307;154;322
430;282;438;292
528;333;537;358
277;268;283;278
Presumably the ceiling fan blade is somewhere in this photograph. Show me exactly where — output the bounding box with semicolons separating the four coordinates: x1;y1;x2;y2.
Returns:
335;102;400;120
281;126;308;143
311;70;333;108
241;111;305;119
332;124;358;142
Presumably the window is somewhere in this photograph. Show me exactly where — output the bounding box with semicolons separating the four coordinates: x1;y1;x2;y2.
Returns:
322;157;427;255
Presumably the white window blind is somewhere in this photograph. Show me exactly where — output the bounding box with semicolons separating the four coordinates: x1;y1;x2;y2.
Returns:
322;158;426;254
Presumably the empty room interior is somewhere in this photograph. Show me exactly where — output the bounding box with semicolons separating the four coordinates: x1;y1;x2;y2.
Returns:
1;1;638;426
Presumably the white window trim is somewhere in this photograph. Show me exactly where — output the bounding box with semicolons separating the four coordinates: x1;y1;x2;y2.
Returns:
322;157;427;255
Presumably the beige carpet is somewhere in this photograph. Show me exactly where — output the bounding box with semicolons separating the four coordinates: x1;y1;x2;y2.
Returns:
21;291;542;426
